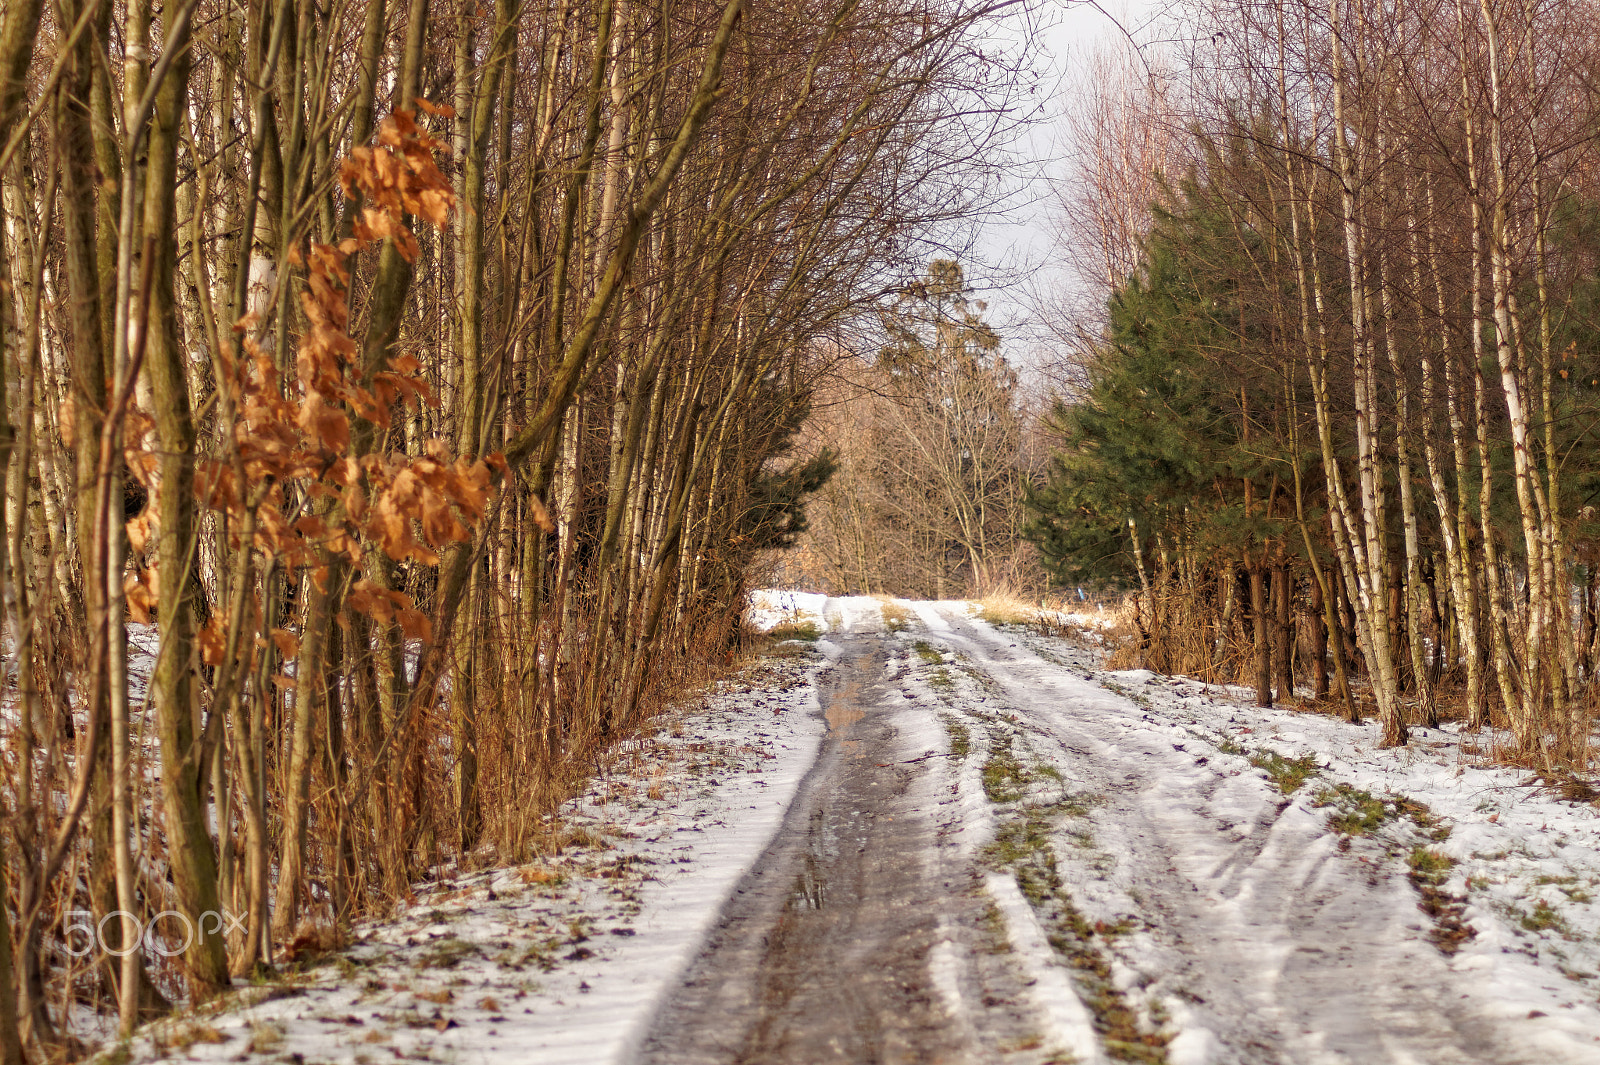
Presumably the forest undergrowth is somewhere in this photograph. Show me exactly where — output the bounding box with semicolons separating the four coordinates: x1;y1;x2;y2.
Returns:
0;0;1029;1056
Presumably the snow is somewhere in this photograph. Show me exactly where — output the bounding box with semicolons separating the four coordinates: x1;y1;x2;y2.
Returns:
811;592;1600;1061
110;591;1600;1064
745;589;890;634
985;870;1105;1065
115;647;828;1065
937;607;1600;1063
1134;678;1600;1042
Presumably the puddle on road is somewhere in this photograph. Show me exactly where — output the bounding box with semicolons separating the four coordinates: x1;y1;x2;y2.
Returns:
793;806;829;911
825;680;866;734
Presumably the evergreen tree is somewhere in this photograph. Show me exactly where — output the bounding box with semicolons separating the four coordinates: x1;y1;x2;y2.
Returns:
1029;189;1291;586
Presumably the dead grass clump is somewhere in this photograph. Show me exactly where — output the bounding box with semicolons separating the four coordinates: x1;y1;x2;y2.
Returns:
766;618;822;642
1530;769;1600;806
155;1023;230;1053
542;825;610;854
976;586;1044;628
518;865;565;886
245;1022;286;1054
876;597;913;632
282;917;346;964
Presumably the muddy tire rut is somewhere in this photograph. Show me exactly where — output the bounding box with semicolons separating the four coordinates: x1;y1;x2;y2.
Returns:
636;635;1054;1065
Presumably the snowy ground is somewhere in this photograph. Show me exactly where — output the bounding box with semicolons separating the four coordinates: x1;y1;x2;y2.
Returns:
112;649;828;1065
111;594;1600;1064
1085;665;1600;1045
745;592;1600;1062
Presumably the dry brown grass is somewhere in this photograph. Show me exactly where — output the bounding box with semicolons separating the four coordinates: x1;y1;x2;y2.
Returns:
974;586;1045;627
517;865;563;885
875;596;913;632
281;916;346;964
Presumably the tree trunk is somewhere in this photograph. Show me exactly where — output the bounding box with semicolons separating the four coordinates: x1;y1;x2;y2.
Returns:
1272;553;1293;702
1250;559;1272;707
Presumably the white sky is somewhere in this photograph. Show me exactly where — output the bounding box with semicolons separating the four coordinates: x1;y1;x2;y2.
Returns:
966;0;1165;373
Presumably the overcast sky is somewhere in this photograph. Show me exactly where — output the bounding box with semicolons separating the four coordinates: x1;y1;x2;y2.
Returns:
966;0;1165;367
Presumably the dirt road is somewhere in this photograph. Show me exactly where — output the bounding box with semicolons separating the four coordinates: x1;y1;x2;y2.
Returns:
639;602;1600;1065
637;634;1053;1064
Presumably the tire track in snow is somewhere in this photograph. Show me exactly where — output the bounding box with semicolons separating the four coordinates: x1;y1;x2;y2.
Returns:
637;632;1064;1064
926;608;1586;1065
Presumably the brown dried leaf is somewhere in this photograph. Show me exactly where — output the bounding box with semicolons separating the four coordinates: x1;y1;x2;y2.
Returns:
329;456;363;487
397;604;432;642
199;618;228;667
420;489;466;547
343;483;368;524
299;393;351;454
126;512;154;555
124;569;158;625
347;579;397;624
58;397;76;450
529;493;555;534
270;628;299;660
413;97;455;119
414;188;454;226
370;494;412;562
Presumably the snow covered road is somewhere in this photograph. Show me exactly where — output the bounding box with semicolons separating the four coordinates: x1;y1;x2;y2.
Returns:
921;606;1600;1065
114;595;1600;1065
715;595;1600;1063
638;631;1056;1064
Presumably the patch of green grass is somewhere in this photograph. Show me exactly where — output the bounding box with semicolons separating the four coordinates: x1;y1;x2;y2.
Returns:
96;1044;132;1065
1313;783;1396;835
1395;796;1451;840
413;935;479;971
507;937;565;972
1249;751;1320;794
982;740;1031;804
913;640;944;665
1404;844;1475;953
1048;792;1099;818
1408;847;1454;886
942;717;971;758
996;1034;1046;1053
978;901;1013;954
985;815;1051;869
1531;874;1594;902
981;774;1168;1062
1518;899;1570;935
1099;680;1153;710
930;667;954;691
1092;917;1137;938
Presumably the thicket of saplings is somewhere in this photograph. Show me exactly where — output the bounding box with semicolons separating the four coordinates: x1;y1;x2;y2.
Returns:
780;259;1038;603
0;0;1013;1053
1031;0;1600;766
